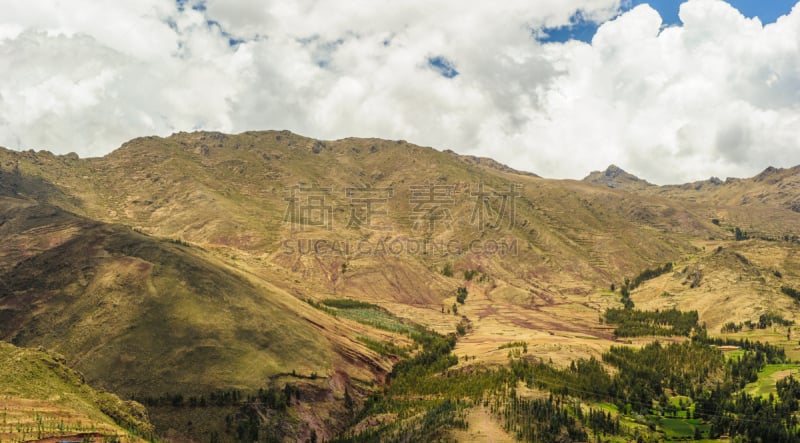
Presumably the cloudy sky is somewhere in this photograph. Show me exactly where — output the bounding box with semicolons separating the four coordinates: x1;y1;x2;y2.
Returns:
0;0;798;184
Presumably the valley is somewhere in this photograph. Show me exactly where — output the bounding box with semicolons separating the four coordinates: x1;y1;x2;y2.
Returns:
1;130;799;441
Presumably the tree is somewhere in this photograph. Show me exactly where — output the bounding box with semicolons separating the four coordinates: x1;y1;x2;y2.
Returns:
456;287;468;304
442;263;453;277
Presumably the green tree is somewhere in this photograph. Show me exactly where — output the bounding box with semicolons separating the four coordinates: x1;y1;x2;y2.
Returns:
442;263;453;277
456;287;468;304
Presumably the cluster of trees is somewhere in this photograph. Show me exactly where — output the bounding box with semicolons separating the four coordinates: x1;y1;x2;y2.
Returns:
357;335;410;358
240;283;800;442
139;389;246;408
333;398;470;443
520;357;612;401
697;383;800;441
495;394;588;442
321;299;379;309
139;385;308;411
705;336;787;363
614;263;675;309
585;407;620;438
617;262;672;293
389;333;459;391
721;313;794;333
502;333;792;438
604;341;724;406
619;285;635;309
603;308;699;337
630;262;674;290
332;316;799;442
778;375;800;411
726;347;772;387
304;298;338;316
498;341;528;353
782;286;800;302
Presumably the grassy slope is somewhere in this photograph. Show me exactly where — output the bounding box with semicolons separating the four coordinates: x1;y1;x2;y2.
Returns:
744;364;799;398
0;132;725;371
0;341;152;442
0;197;397;441
631;239;800;332
650;165;800;240
4;134;798;310
2;131;800;440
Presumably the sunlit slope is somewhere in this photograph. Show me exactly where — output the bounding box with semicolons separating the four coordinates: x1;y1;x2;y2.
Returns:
0;198;392;398
1;131;725;298
0;341;153;442
629;239;800;331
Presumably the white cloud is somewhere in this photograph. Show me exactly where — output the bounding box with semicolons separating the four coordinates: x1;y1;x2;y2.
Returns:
501;0;800;183
0;0;798;183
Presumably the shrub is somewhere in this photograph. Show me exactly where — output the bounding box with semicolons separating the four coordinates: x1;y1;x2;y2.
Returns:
456;287;468;304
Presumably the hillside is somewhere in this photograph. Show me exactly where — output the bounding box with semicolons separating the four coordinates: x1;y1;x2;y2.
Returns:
0;194;403;441
651;165;800;241
1;131;800;441
0;341;153;442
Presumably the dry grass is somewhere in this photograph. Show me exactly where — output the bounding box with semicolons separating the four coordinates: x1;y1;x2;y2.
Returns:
1;131;799;440
447;405;516;443
0;342;149;442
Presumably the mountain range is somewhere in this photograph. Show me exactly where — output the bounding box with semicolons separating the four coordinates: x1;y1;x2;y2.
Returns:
1;130;799;441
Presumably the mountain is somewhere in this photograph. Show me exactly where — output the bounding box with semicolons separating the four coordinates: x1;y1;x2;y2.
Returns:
1;131;799;441
0;195;394;441
582;164;654;190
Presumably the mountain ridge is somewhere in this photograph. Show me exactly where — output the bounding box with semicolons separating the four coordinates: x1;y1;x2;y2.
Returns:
1;130;800;441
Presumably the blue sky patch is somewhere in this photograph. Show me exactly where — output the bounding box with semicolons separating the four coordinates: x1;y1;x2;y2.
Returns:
204;19;248;48
540;0;798;43
176;0;206;13
537;11;601;44
730;0;798;22
625;0;798;25
428;56;459;78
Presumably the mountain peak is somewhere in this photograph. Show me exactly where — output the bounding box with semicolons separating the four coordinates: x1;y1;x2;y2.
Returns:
754;165;783;183
603;164;626;177
583;164;653;189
